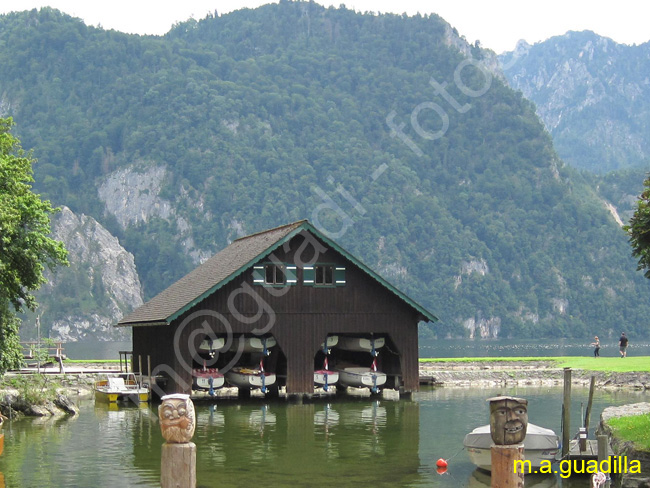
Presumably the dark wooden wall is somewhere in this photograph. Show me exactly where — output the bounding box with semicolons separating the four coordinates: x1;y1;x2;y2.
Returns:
132;230;424;396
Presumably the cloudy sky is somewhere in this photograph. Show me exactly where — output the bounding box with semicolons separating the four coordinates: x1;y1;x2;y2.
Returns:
1;0;649;53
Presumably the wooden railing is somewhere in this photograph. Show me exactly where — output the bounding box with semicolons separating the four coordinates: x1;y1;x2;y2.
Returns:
20;341;65;360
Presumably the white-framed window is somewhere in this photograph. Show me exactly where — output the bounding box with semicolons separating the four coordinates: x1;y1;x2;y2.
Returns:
304;264;345;286
253;263;297;286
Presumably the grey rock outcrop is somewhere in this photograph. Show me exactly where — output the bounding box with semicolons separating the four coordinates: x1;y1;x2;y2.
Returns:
30;206;144;341
500;31;650;173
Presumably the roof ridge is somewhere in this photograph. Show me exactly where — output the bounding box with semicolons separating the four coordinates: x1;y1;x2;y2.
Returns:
233;219;308;242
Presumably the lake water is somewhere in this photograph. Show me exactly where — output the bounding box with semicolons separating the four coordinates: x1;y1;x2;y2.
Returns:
0;386;647;487
63;338;650;360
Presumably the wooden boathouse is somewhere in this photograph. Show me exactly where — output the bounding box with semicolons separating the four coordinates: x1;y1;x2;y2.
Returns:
117;220;437;398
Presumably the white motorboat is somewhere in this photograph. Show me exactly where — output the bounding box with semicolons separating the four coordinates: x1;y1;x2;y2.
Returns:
337;336;385;353
198;337;226;353
229;336;276;353
463;423;560;471
225;366;276;391
94;373;149;404
192;368;225;391
337;367;387;392
314;369;339;390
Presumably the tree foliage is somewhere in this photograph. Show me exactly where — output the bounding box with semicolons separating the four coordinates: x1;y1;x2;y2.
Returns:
1;6;649;340
0;117;68;371
625;175;650;278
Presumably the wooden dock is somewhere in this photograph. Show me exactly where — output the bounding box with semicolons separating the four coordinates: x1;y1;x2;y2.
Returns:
566;439;614;460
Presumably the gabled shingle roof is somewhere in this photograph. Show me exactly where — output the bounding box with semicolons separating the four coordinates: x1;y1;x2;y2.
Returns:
118;220;437;326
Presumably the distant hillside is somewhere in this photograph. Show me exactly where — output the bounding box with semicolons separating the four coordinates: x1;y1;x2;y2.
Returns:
1;5;649;341
500;31;650;174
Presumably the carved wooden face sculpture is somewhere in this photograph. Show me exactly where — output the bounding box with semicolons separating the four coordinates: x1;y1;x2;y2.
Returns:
488;396;528;445
159;394;196;443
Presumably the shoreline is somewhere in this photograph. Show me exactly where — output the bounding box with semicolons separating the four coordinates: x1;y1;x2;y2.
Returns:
9;359;650;391
419;360;650;389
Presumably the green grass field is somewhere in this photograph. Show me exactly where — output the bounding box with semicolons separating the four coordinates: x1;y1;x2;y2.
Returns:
608;413;650;451
419;356;650;373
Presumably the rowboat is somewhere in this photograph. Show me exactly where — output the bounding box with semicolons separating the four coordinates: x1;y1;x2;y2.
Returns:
229;336;276;353
225;366;276;391
337;336;385;353
320;335;339;349
198;337;226;353
463;423;560;471
314;369;339;390
192;368;225;391
94;373;149;403
337;367;387;392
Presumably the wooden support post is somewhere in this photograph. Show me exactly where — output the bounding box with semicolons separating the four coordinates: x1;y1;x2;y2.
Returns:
138;355;143;386
597;435;611;488
491;444;525;488
147;355;152;390
562;367;572;458
584;375;596;433
161;442;196;488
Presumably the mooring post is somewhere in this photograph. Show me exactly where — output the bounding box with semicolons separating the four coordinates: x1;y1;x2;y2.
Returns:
562;367;572;458
491;445;525;487
597;434;611;488
584;375;596;433
159;394;197;488
488;396;528;488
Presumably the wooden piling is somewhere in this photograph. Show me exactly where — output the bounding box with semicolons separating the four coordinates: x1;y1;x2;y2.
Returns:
597;435;611;488
161;442;196;488
562;367;571;458
491;444;525;488
584;375;596;433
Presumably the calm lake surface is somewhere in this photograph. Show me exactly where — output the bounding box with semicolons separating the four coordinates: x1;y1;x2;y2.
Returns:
63;337;650;360
0;386;647;487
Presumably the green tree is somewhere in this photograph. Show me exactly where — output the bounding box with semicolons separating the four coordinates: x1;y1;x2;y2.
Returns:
625;175;650;278
0;117;68;372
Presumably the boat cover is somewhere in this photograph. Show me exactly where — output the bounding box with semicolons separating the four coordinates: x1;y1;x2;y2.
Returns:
463;423;559;450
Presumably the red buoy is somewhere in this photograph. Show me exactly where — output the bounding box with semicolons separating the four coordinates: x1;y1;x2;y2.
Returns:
436;458;448;468
436;466;448;475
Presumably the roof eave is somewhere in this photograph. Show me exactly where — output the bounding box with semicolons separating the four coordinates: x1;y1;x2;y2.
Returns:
165;224;309;324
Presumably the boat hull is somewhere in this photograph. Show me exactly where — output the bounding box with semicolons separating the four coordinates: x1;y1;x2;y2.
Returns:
229;336;277;353
337;336;385;352
464;423;560;471
192;368;225;390
314;369;339;387
94;374;149;403
320;335;339;349
225;368;276;390
337;367;387;388
198;338;226;353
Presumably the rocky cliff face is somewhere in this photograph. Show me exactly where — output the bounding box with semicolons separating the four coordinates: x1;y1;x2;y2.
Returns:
98;164;211;264
500;31;650;173
27;206;144;342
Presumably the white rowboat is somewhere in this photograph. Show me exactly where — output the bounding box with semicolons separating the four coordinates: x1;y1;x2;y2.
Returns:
192;368;225;390
199;337;226;353
314;369;339;389
229;336;276;353
225;367;276;391
337;367;387;390
337;336;385;353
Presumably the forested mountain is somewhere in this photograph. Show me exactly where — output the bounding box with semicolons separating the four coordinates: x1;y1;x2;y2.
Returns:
500;31;650;174
1;4;649;341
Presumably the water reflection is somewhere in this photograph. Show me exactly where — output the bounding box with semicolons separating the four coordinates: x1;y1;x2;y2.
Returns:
468;469;559;488
0;387;646;487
